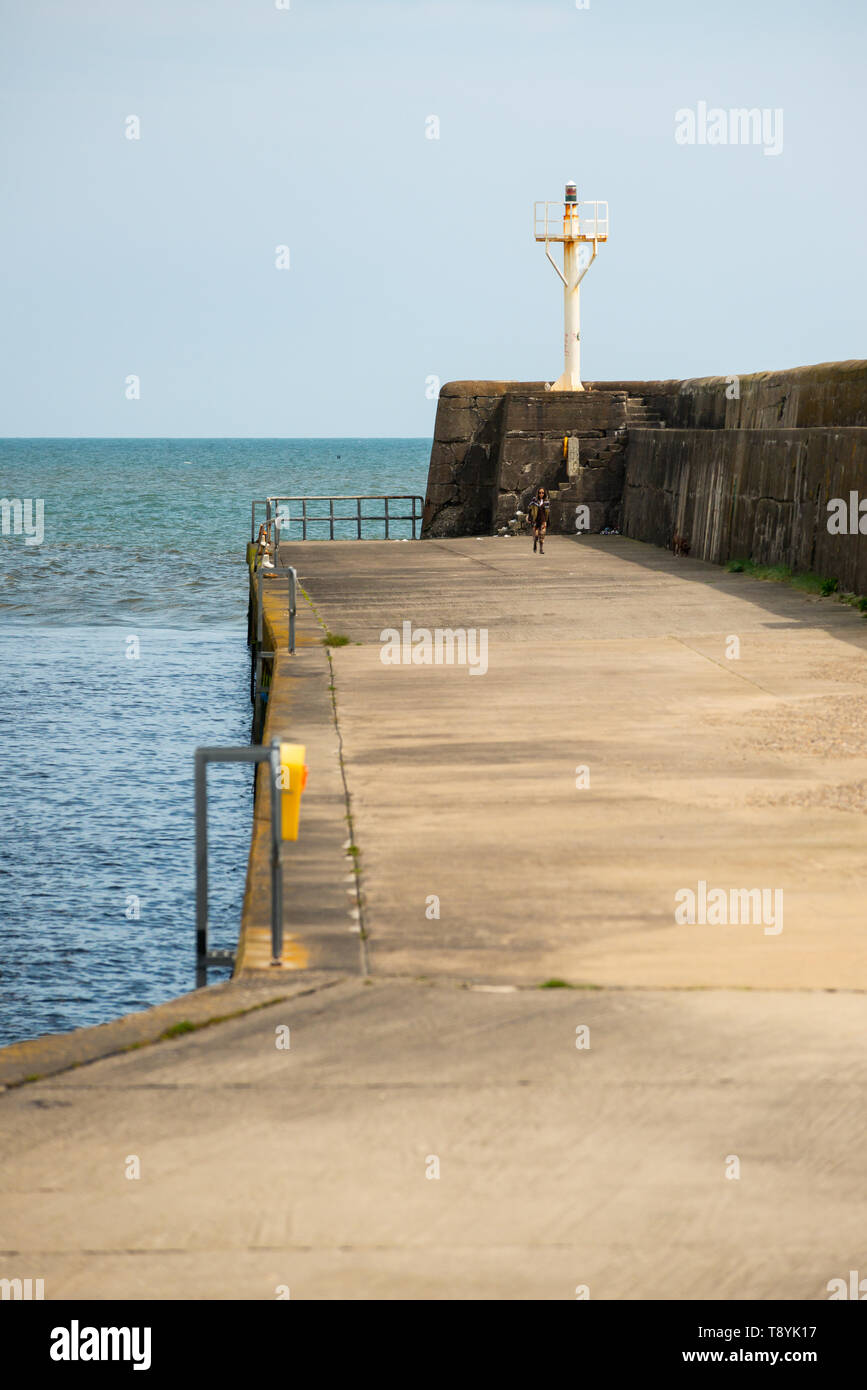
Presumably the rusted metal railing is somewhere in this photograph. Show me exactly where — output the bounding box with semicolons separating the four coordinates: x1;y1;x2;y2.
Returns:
263;495;424;541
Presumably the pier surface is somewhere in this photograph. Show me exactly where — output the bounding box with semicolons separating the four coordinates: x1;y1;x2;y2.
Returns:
3;535;866;1299
288;535;867;990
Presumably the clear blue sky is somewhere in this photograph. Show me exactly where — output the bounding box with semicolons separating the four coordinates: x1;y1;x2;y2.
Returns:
1;0;864;436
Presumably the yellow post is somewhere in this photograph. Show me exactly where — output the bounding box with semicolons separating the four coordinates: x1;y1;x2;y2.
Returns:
278;742;308;841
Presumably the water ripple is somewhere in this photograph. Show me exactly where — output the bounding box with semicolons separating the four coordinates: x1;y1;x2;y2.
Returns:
0;439;428;1045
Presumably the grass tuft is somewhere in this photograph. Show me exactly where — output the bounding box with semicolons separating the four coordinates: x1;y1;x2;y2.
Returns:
726;558;861;606
539;978;603;990
160;1021;196;1039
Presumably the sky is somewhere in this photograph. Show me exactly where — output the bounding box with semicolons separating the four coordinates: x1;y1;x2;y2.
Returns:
0;0;864;436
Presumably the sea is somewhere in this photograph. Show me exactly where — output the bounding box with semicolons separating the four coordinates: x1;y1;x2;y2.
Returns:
0;439;429;1047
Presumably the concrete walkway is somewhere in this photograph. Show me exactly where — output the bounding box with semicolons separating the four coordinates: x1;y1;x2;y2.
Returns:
305;535;867;990
2;978;863;1300
2;535;865;1300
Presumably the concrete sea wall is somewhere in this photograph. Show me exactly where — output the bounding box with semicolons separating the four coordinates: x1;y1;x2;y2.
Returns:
422;360;867;590
623;425;867;595
595;360;867;431
421;382;541;538
422;380;633;537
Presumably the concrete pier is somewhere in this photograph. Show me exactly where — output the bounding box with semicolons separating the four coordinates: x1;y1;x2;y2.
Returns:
237;571;360;974
2;533;866;1299
256;534;867;990
423;363;867;597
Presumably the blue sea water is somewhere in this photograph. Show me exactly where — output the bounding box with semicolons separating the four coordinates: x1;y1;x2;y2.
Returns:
0;439;429;1046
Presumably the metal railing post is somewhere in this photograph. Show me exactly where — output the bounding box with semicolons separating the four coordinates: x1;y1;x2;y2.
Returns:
194;750;209;988
251;496;425;541
251;500;268;543
269;739;284;965
255;565;296;663
253;651;275;743
286;565;296;654
195;746;274;986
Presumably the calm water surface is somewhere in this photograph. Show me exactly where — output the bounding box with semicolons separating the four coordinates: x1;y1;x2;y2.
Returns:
0;439;428;1045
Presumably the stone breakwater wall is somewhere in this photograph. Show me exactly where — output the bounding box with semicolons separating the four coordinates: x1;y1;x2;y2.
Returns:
421;361;867;589
597;360;867;431
623;425;867;595
422;381;633;537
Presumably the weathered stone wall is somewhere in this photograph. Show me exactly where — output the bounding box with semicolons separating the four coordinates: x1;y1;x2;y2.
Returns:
423;381;630;537
493;390;628;531
593;361;867;430
622;426;867;595
422;382;545;538
614;363;867;592
422;364;867;584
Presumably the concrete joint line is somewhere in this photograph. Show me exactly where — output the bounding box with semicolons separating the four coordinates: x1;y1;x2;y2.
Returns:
670;635;776;695
307;587;370;978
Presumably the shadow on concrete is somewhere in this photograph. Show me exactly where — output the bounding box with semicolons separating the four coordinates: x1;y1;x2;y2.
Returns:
572;533;867;657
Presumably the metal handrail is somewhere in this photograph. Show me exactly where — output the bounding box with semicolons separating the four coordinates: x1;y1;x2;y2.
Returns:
252;648;275;735
194;739;289;985
248;560;297;742
533;200;609;242
255;562;296;655
251;499;268;542
266;495;424;540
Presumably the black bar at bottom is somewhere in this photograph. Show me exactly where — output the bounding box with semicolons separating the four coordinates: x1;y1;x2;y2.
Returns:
7;1298;864;1373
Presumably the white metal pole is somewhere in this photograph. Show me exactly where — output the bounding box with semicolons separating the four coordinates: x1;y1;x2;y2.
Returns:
539;186;604;393
563;236;582;392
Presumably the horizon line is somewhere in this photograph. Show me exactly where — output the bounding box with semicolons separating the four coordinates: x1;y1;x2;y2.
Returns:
0;435;432;442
